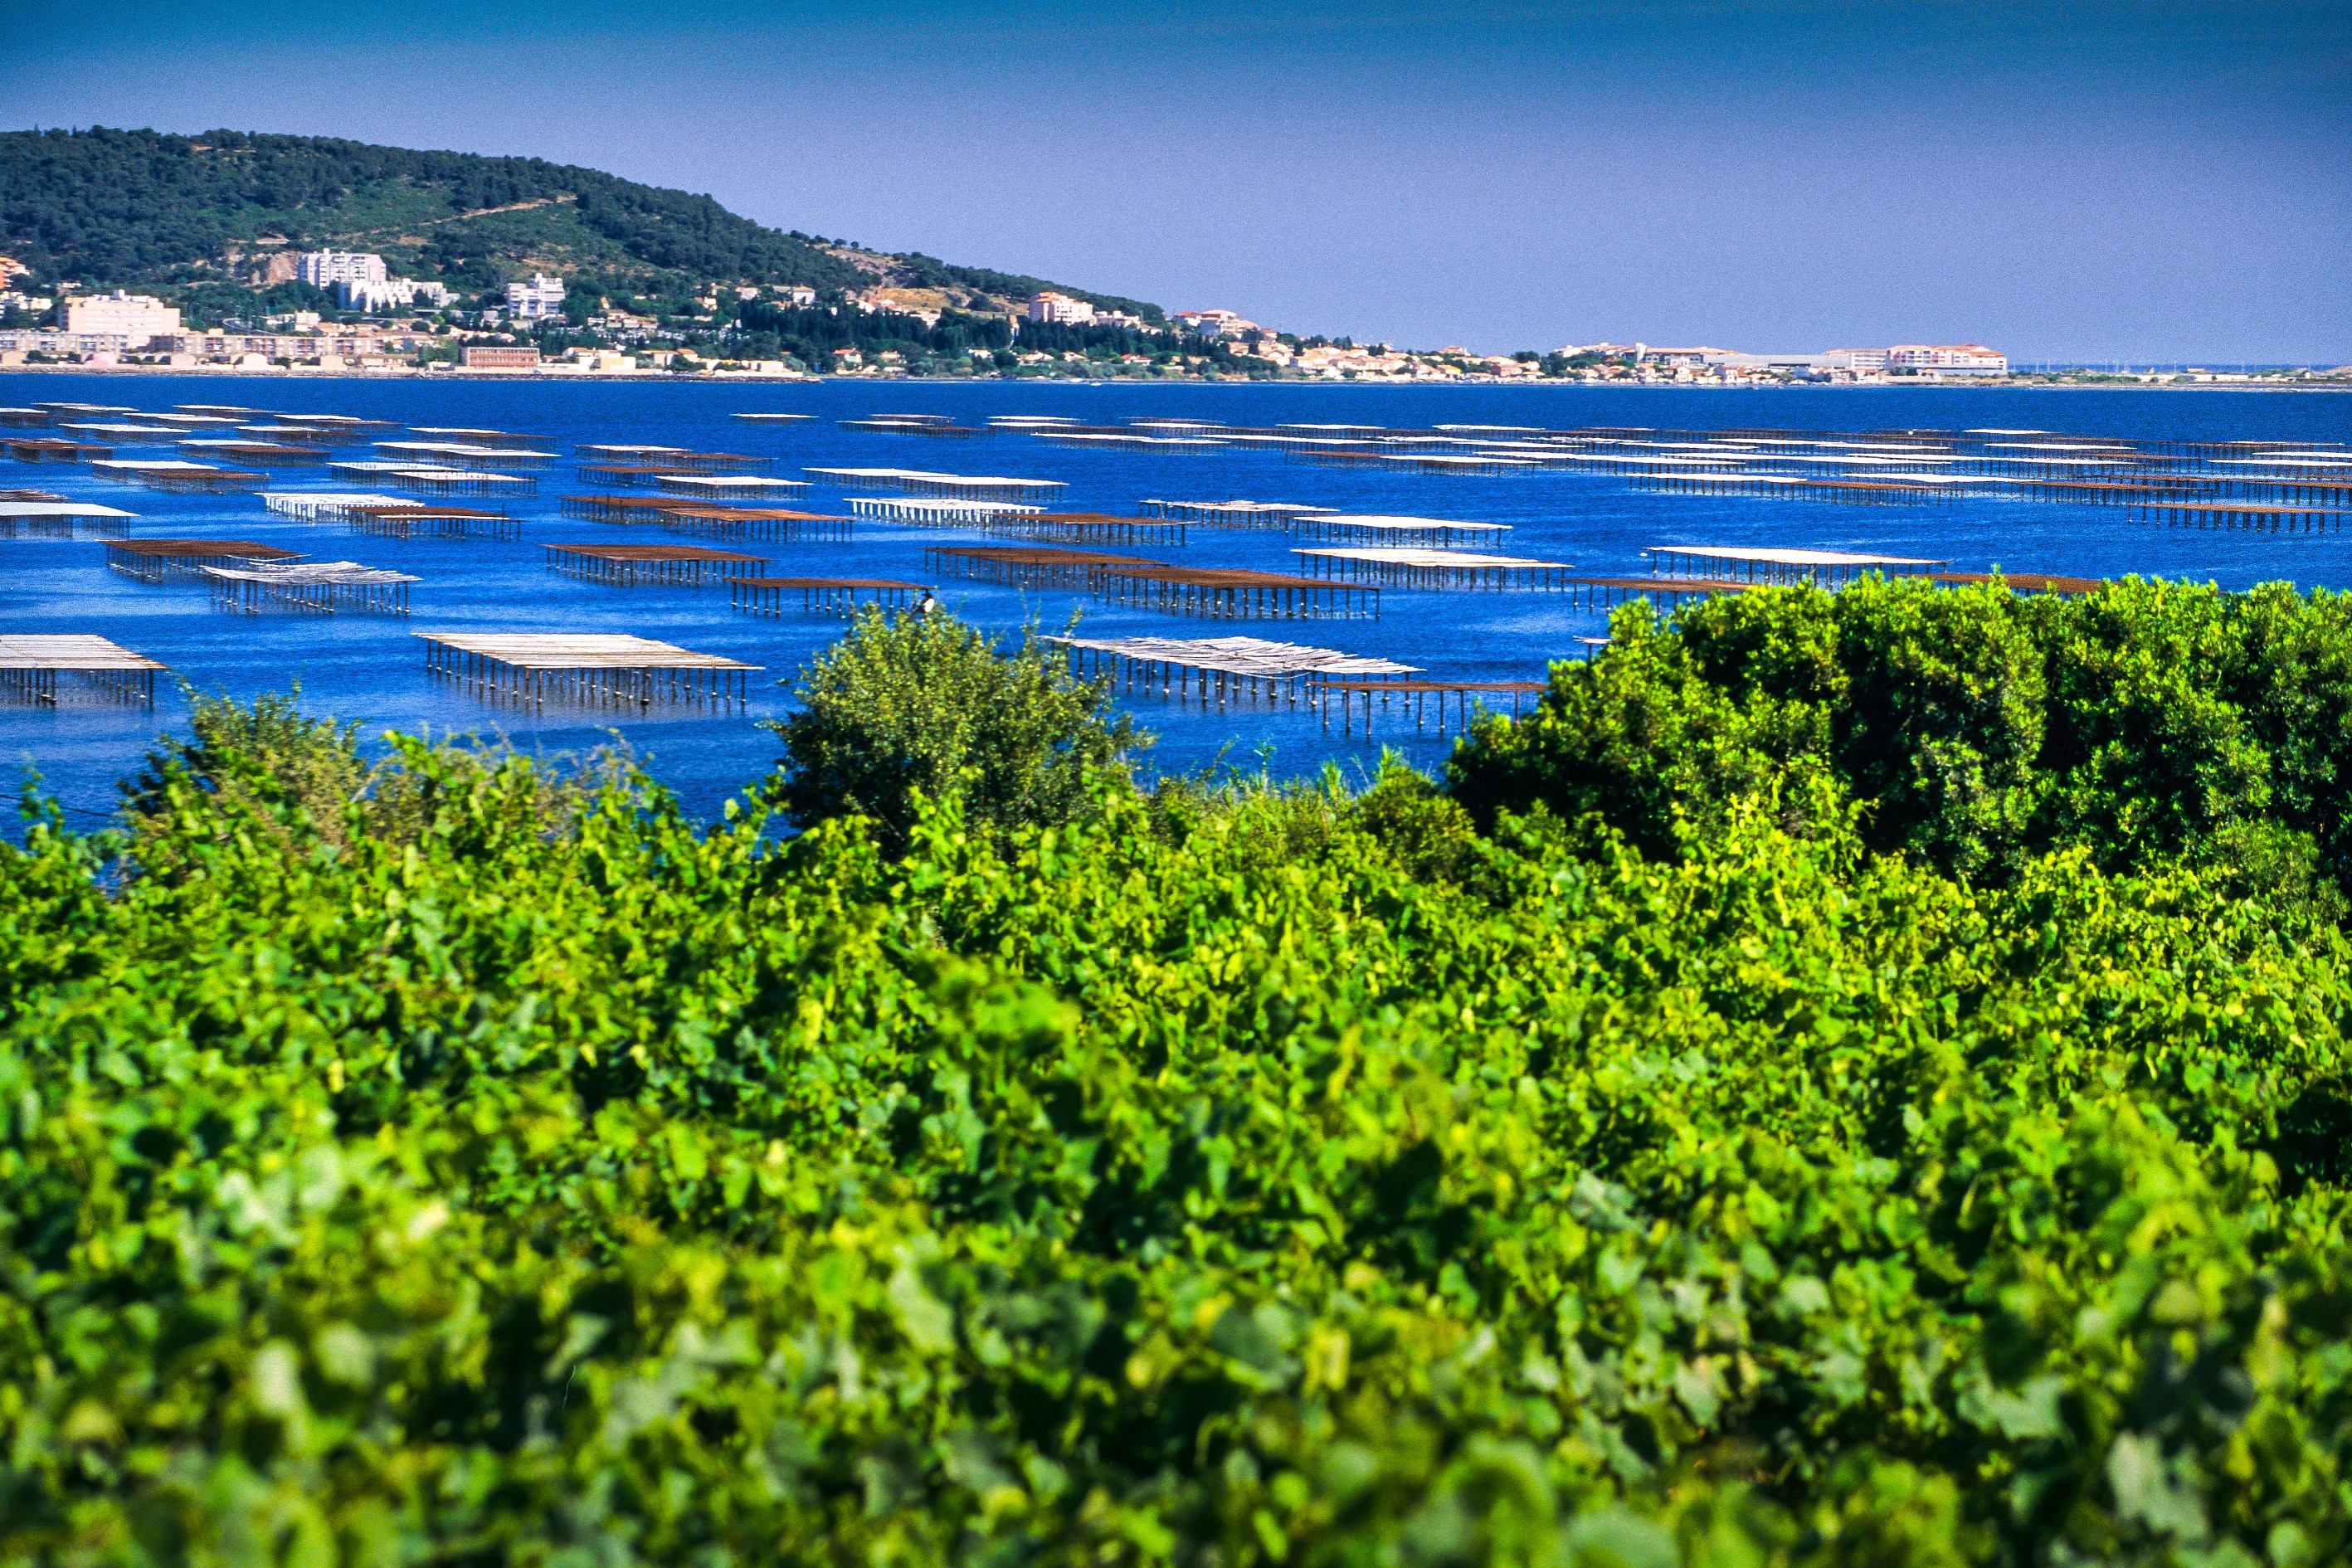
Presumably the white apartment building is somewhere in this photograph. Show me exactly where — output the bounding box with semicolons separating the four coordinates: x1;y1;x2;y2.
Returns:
295;251;388;289
505;274;568;319
1819;348;1890;372
1886;343;2008;375
1174;309;1256;338
338;277;453;313
1026;291;1095;324
61;290;181;342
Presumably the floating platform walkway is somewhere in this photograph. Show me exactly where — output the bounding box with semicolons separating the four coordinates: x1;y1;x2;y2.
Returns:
806;466;1068;502
105;539;303;581
1052;634;1419;709
418;633;759;709
544;543;768;587
1644;546;1947;585
1293;547;1574;591
0;635;165;708
732;577;929;616
206;560;418;616
730;412;816;424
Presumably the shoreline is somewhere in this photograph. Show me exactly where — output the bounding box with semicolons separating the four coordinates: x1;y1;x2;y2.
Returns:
0;363;2342;392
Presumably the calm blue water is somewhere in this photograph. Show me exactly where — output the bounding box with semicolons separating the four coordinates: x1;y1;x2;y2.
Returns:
5;372;2350;825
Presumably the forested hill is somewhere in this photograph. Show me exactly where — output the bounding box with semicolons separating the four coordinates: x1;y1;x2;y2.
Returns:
0;126;1161;319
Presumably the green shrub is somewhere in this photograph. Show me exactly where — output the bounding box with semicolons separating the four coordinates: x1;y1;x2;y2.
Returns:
1449;577;2352;892
764;608;1139;854
0;670;2347;1564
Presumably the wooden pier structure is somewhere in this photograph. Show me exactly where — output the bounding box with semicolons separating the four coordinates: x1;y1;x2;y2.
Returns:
0;500;135;539
418;633;759;709
732;577;929;616
653;474;811;500
1092;563;1379;620
407;427;547;447
2123;499;2344;532
91;460;267;494
1314;679;1549;735
1556;577;1753;610
1286;514;1514;545
206;560;418;616
377;441;558;470
847;497;1045;526
544;543;769;587
0;635;165;708
1644;546;1946;585
923;545;1155;589
349;505;520;541
105;538;303;581
805;466;1068;503
5;438;110;463
558;494;852;541
1293;547;1575;591
1139;499;1327;528
979;512;1189;546
176;439;329;466
841;416;983;438
1053;634;1418;709
1929;572;2104;596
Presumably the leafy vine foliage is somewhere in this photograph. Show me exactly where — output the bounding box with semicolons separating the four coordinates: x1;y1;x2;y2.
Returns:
1;584;2348;1567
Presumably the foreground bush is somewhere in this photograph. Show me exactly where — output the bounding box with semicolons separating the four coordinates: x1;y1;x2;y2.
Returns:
0;649;2346;1566
764;608;1138;854
1449;577;2352;903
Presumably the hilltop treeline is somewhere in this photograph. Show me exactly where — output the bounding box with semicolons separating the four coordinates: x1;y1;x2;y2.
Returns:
0;126;1161;318
1;580;2348;1566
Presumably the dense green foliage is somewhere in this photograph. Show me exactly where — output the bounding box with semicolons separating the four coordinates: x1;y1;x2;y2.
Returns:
2;579;2350;1565
0;126;1157;318
766;611;1139;855
1451;577;2352;906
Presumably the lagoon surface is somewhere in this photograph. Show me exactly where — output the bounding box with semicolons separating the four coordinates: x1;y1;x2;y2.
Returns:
5;372;2350;825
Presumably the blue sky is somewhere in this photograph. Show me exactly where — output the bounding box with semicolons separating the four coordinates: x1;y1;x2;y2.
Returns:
4;1;2345;360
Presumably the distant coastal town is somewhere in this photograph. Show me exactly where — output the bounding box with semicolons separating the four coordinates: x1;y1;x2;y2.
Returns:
1;256;2342;387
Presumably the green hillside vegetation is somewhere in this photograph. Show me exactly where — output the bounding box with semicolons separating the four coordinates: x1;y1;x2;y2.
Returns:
0;126;1161;319
2;577;2350;1566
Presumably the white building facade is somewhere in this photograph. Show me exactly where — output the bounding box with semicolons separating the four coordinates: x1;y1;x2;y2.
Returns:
339;277;452;313
1885;343;2008;375
1026;291;1095;324
295;251;388;289
60;291;181;342
505;274;568;319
